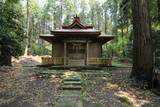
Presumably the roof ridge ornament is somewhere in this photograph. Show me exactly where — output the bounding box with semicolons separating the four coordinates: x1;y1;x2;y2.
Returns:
73;15;80;23
62;16;93;29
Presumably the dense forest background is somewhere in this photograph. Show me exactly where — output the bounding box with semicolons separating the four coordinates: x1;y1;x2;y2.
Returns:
0;0;159;67
0;1;160;106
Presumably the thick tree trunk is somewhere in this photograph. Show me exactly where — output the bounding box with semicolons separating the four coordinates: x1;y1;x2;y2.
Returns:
131;0;153;88
0;46;11;66
0;56;11;66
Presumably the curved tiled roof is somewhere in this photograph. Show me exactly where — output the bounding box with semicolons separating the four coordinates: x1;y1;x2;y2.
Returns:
40;16;114;44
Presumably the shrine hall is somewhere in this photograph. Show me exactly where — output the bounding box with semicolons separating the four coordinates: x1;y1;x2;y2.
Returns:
40;16;114;66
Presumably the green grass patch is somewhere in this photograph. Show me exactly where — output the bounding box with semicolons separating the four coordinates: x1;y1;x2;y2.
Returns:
36;71;65;79
112;61;128;67
82;72;111;77
92;103;104;107
118;97;131;105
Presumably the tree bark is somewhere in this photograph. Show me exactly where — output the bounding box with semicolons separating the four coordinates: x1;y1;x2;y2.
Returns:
24;0;30;56
121;26;126;57
112;0;118;35
0;43;11;66
131;0;153;88
0;55;11;66
60;0;63;27
158;0;160;22
53;12;56;29
91;10;94;26
104;10;107;34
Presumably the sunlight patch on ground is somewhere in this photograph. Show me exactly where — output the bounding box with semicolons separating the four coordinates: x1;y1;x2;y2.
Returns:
115;91;150;107
29;76;37;81
63;71;80;78
51;75;56;79
0;97;15;105
12;56;42;66
106;83;119;89
49;75;60;83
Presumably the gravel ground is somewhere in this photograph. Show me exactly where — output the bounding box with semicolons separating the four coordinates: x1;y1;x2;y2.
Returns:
0;56;160;107
84;69;160;107
0;56;59;107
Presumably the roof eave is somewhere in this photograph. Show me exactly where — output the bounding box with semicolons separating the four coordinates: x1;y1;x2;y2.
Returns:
51;31;101;35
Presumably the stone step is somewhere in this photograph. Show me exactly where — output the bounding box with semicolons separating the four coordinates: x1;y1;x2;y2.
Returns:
59;85;82;90
68;59;85;66
62;81;82;85
63;78;81;81
55;91;83;107
82;73;111;77
59;90;82;97
55;98;83;107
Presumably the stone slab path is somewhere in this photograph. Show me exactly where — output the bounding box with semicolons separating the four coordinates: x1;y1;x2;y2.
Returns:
55;71;83;107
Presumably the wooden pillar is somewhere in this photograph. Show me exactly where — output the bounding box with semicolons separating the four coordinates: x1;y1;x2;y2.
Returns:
86;41;89;65
52;44;53;57
52;44;54;57
64;42;67;65
101;44;103;57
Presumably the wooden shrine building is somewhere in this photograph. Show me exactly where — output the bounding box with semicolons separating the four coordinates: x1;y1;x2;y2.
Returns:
40;16;114;66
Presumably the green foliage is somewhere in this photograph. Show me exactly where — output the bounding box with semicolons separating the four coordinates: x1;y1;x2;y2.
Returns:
149;0;160;68
112;61;128;67
11;0;158;62
149;0;159;24
0;1;25;59
23;0;52;55
63;15;72;26
29;41;52;55
103;36;131;57
153;30;160;67
118;97;131;105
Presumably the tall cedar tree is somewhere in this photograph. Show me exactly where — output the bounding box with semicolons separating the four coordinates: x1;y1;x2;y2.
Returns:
0;1;25;66
24;0;29;56
131;0;153;88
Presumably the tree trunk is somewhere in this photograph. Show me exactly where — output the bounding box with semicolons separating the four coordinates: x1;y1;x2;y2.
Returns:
121;25;124;37
121;26;126;57
131;0;153;88
60;0;63;27
158;0;160;22
112;0;118;35
53;12;56;29
0;45;11;66
104;10;107;34
0;55;11;66
91;10;94;26
24;0;30;56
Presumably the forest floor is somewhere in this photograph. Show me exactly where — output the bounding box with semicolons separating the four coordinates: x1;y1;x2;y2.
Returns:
0;56;160;107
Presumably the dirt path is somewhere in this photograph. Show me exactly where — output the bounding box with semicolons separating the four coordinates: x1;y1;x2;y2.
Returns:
0;56;159;107
0;56;59;107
